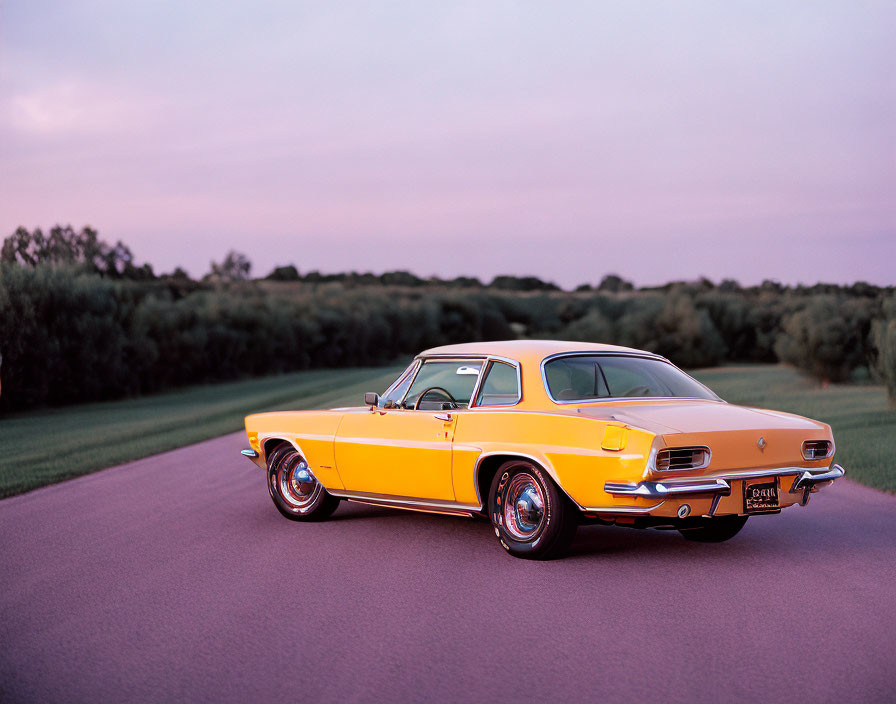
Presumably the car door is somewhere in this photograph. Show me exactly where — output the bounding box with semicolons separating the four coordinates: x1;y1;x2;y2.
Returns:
334;408;457;499
333;358;484;500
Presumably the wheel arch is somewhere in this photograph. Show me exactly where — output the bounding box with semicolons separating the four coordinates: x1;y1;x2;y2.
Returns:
262;436;304;467
473;451;584;515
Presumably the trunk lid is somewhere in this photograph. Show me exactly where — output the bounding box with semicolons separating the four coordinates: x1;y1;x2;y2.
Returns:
579;400;830;472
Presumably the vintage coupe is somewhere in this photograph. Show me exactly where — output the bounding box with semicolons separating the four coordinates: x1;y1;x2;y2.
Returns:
242;341;844;559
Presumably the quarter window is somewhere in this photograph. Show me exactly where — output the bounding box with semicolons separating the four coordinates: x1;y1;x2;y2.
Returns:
475;361;520;406
380;362;417;407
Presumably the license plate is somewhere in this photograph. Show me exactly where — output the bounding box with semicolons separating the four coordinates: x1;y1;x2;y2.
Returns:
743;477;779;512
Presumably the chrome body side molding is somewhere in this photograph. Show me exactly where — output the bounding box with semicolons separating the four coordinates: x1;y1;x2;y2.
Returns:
328;489;481;516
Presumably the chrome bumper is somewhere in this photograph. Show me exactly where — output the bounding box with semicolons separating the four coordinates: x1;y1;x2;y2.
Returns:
604;478;730;498
791;464;845;490
604;464;845;499
241;448;266;470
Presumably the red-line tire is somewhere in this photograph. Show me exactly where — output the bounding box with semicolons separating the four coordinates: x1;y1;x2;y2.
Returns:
488;460;578;560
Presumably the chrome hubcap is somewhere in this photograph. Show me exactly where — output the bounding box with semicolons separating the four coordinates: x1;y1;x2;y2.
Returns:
277;458;322;512
503;473;546;541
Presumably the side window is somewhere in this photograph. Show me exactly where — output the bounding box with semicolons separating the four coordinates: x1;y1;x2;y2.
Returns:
544;358;607;400
404;360;484;409
599;360;658;397
475;361;520;407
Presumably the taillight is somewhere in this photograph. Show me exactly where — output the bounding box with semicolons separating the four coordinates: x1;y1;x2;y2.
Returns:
802;440;832;460
655;446;711;471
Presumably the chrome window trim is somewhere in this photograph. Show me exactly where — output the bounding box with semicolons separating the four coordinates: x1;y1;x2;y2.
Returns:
539;351;722;405
398;353;523;411
470;357;523;409
398;355;488;409
381;359;421;406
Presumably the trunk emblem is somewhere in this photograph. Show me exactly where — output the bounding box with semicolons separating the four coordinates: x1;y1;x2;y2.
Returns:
757;436;767;450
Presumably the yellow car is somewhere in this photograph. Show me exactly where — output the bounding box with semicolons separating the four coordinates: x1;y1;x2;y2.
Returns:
242;340;844;559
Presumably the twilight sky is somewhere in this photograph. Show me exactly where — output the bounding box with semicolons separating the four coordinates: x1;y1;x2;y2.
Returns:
1;1;893;287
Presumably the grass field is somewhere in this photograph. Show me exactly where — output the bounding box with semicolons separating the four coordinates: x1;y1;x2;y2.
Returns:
0;365;404;498
1;363;892;499
692;365;895;493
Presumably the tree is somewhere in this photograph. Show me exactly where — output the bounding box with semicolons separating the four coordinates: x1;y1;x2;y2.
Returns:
871;297;896;404
774;296;873;383
265;264;300;281
597;274;634;293
165;267;191;281
1;225;143;278
380;270;424;287
207;250;251;281
490;275;559;292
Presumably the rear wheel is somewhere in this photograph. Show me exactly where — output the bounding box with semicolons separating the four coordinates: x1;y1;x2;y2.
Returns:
488;460;578;559
267;444;340;521
678;515;748;542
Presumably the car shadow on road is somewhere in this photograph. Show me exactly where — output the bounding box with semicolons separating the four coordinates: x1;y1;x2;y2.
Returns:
564;515;888;562
329;506;406;521
566;523;689;558
249;496;889;562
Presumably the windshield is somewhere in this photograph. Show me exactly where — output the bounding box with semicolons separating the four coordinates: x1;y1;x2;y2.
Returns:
380;362;418;407
543;355;719;402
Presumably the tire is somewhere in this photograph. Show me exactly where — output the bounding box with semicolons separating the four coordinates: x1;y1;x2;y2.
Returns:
678;515;748;543
267;444;340;521
488;460;578;560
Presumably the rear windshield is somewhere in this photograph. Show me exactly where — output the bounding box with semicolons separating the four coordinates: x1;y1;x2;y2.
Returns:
543;355;719;402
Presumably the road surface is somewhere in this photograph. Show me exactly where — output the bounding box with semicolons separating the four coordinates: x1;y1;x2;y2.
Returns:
1;432;894;703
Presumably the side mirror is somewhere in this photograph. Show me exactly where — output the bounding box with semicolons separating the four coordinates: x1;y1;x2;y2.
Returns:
364;392;379;408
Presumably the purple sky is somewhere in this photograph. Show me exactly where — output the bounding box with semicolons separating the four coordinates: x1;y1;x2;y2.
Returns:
1;1;894;287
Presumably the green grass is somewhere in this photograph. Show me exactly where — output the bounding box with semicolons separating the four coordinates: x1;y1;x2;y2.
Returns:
692;365;895;493
0;365;404;498
2;363;892;499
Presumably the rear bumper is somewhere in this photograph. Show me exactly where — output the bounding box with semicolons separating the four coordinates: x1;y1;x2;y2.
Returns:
594;464;845;518
605;464;845;499
791;464;845;490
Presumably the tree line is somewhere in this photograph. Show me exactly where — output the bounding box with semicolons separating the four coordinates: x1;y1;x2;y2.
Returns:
1;225;894;411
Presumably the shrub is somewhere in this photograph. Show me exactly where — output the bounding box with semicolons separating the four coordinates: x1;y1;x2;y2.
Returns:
871;297;896;404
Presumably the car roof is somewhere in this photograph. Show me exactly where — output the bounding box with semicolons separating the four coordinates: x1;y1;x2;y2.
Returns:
418;340;665;365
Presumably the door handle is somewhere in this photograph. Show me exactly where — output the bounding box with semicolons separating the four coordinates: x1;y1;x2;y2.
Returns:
434;413;452;421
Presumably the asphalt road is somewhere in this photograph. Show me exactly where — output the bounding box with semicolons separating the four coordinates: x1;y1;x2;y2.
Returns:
1;433;894;703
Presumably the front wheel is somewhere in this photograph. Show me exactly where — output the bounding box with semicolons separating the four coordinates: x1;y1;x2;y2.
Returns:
488;460;578;560
678;515;748;542
267;445;340;521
